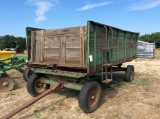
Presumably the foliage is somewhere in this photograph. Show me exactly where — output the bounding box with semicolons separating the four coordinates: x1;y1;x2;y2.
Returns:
0;35;26;51
139;32;160;48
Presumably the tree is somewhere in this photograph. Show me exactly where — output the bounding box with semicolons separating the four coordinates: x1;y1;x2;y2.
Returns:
0;35;26;51
150;32;160;48
139;34;150;42
139;32;160;48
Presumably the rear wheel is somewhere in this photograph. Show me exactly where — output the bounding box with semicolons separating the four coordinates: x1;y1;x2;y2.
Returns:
125;65;134;82
27;73;50;97
23;68;33;82
78;81;102;113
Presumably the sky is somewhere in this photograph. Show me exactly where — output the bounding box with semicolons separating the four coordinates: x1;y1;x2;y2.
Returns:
0;0;160;37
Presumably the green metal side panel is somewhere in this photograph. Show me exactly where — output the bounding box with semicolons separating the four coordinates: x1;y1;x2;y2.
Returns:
26;21;138;78
35;69;86;78
87;21;106;67
87;21;139;74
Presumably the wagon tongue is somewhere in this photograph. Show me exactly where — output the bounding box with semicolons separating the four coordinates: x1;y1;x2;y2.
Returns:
0;77;14;92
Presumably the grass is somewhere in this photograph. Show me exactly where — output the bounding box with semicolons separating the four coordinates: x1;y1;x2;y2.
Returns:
40;116;47;119
7;91;15;95
56;95;60;99
36;115;47;119
33;109;39;113
57;101;63;106
50;106;55;111
135;58;143;62
132;78;149;86
155;49;160;59
155;103;160;109
75;106;80;112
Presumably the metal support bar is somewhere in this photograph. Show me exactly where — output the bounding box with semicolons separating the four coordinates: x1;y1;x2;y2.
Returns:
1;83;61;119
0;62;27;75
101;26;113;83
35;69;86;78
104;26;108;82
44;79;82;90
108;27;113;80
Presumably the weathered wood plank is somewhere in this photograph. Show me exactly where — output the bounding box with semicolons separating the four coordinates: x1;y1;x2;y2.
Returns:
31;31;36;62
41;30;44;62
35;31;42;62
44;55;59;64
44;48;60;55
66;57;80;64
80;26;84;65
66;48;81;57
31;26;87;67
45;27;79;36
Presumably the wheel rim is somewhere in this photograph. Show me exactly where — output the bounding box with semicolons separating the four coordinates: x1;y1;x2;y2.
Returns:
34;78;47;93
88;87;99;108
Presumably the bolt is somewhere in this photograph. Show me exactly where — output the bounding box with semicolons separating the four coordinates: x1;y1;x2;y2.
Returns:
91;95;95;99
2;82;8;87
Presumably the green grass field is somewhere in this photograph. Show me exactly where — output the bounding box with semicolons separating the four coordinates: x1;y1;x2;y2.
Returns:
155;48;160;59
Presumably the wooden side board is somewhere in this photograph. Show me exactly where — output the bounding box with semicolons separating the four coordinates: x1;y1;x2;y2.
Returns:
31;26;87;68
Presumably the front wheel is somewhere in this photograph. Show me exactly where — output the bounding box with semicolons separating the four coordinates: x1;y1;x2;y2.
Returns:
23;68;34;82
27;73;50;97
78;81;102;113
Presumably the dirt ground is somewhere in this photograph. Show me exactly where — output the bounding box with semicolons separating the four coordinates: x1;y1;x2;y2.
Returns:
0;50;160;119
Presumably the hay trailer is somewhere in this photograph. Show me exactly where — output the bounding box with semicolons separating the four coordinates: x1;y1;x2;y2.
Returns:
25;21;139;113
1;21;139;118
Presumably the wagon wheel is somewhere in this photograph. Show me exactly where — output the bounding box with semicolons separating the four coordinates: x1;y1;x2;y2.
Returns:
78;81;102;113
125;65;134;82
23;68;34;82
27;73;50;97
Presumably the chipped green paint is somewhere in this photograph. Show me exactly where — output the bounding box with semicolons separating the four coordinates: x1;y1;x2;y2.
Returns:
44;79;82;90
35;69;86;78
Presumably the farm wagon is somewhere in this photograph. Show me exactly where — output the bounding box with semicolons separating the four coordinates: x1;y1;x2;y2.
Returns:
24;21;139;113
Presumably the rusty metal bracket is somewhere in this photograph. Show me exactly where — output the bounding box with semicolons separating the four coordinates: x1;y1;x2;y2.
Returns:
0;83;61;119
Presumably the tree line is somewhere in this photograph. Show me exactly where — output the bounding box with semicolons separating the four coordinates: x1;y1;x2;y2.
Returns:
0;35;26;52
0;32;159;51
139;32;160;48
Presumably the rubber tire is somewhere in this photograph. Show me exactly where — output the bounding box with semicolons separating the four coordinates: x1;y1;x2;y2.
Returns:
27;73;50;97
78;81;102;113
125;65;134;82
23;68;34;82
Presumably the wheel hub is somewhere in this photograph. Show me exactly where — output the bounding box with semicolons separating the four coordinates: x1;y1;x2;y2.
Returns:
88;87;99;107
91;95;95;99
36;81;43;88
34;78;47;93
